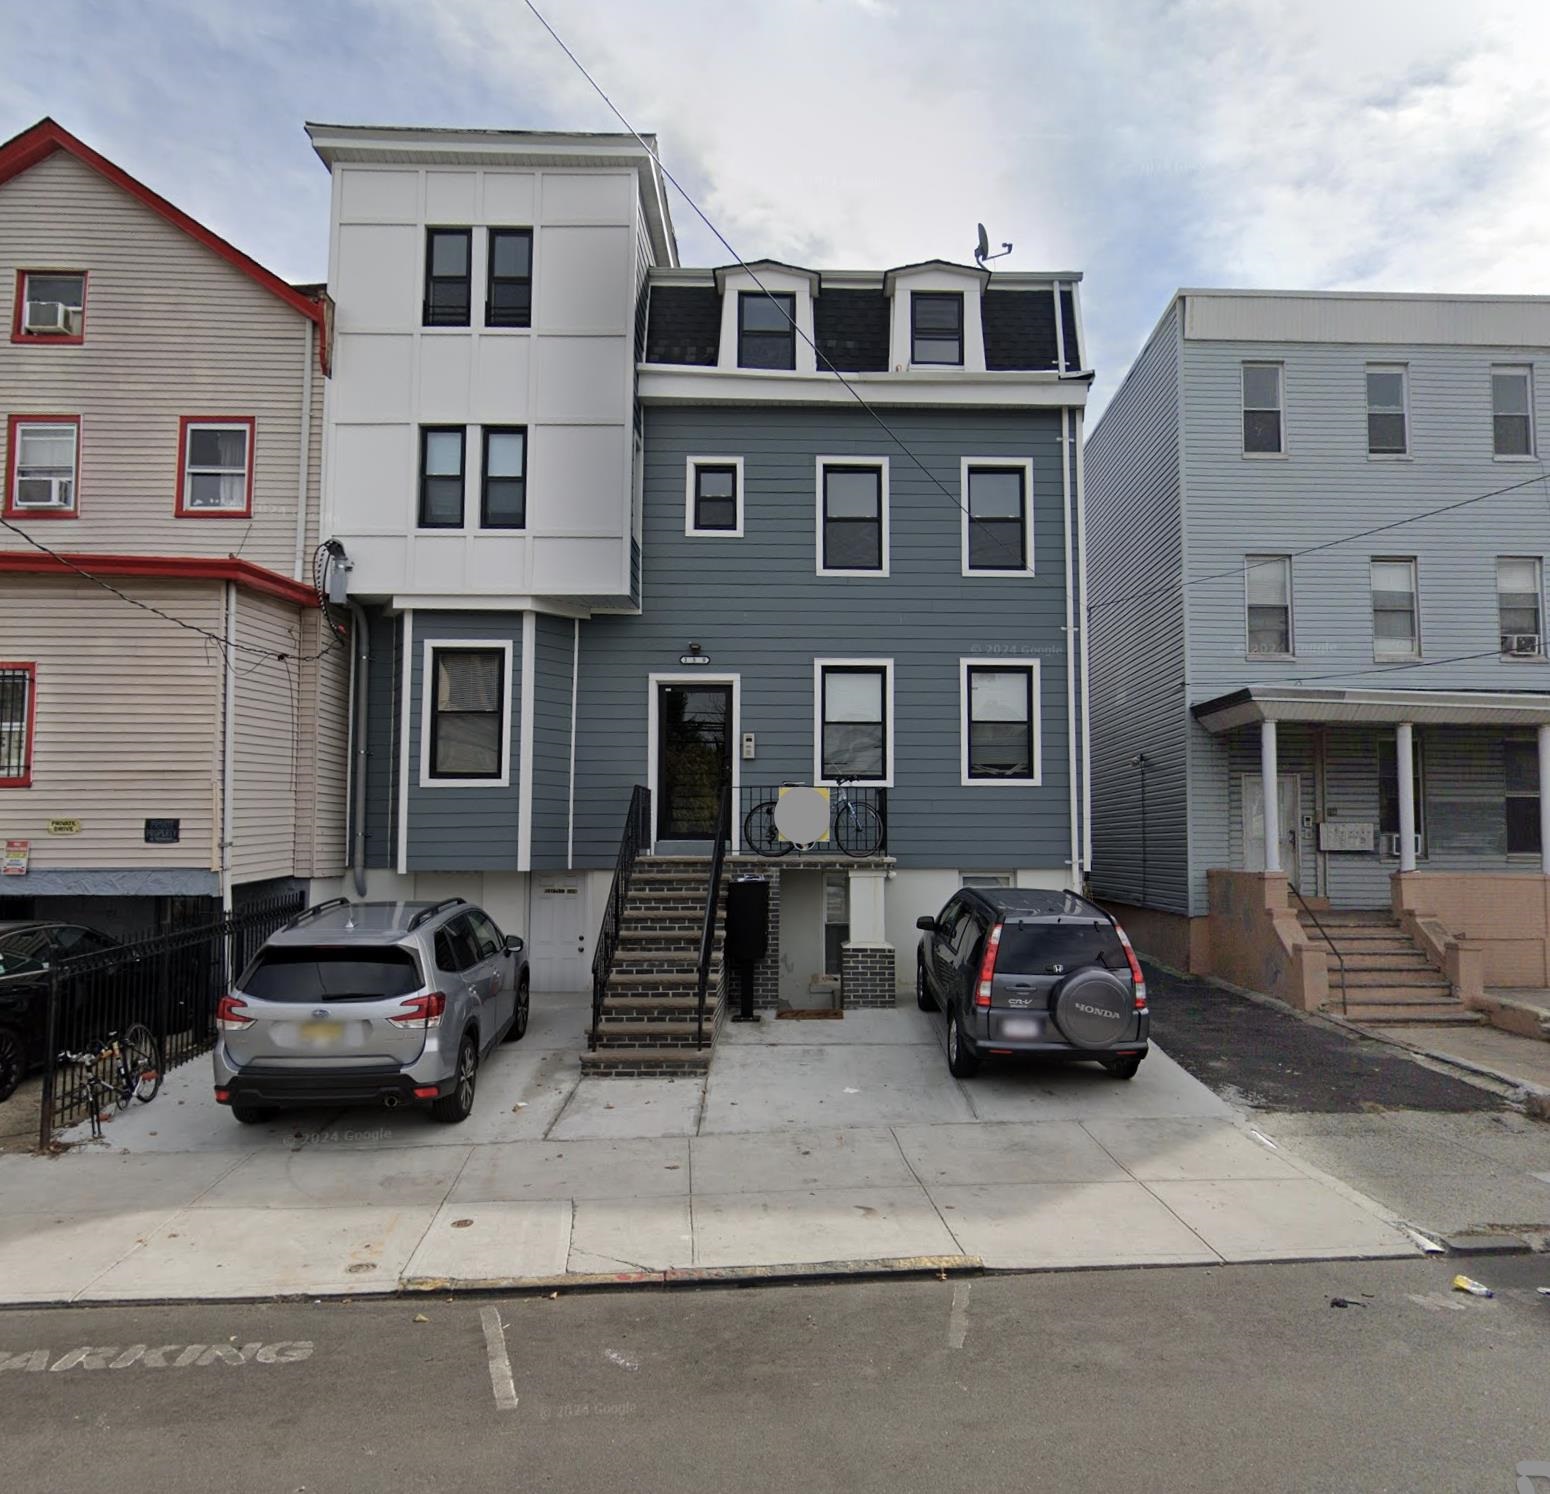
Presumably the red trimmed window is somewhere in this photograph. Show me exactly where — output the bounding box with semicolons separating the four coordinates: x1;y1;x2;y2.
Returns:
0;663;35;788
176;416;255;517
4;415;80;518
11;270;87;344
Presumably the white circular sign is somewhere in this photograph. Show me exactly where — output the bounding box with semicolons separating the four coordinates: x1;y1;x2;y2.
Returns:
772;786;830;846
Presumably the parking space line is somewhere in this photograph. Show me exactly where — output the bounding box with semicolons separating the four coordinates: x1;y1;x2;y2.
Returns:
479;1306;519;1411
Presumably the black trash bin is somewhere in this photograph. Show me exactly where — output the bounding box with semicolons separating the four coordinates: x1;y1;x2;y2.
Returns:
725;875;770;1021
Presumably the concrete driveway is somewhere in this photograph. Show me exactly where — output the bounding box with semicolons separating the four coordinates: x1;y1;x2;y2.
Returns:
0;994;1418;1304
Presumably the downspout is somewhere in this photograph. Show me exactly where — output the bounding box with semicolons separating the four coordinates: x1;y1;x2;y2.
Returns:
347;601;370;897
1074;406;1092;875
293;320;314;582
1061;407;1080;887
221;581;237;916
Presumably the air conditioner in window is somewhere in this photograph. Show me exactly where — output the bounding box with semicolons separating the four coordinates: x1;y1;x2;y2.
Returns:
1379;832;1423;858
1503;632;1542;657
23;302;75;335
13;476;71;509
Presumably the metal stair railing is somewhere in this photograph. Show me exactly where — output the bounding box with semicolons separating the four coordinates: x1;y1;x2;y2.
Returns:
1289;882;1348;1016
590;785;651;1050
694;786;732;1048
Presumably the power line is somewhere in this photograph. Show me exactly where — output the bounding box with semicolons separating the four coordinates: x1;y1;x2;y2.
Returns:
518;0;1062;541
1094;466;1550;619
0;516;341;664
1283;648;1508;686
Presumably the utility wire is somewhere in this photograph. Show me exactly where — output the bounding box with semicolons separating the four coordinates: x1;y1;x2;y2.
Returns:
518;0;1062;540
0;515;341;664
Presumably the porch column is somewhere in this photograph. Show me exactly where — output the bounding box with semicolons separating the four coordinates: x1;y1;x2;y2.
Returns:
1260;719;1280;873
1539;724;1550;876
1396;722;1417;874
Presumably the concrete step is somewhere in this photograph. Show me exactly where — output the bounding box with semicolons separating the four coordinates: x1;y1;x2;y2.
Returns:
606;969;712;991
592;1020;708;1048
579;1047;712;1078
600;995;705;1020
1339;1004;1484;1025
1300;909;1398;926
1301;923;1407;942
1329;969;1450;991
1324;952;1435;972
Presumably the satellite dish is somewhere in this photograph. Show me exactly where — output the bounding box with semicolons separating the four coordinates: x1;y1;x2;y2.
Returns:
974;223;1014;267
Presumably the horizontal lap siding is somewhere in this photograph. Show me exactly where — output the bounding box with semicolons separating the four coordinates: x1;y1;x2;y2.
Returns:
1180;331;1550;912
0;151;316;576
0;575;220;868
362;610;399;869
531;613;575;870
231;591;303;883
1085;304;1190;912
573;406;1073;870
293;608;350;879
404;611;522;872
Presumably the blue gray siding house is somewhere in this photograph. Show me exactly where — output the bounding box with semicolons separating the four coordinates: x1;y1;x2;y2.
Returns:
1087;290;1550;1009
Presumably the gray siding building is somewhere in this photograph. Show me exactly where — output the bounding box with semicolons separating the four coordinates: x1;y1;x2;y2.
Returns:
1088;290;1550;1007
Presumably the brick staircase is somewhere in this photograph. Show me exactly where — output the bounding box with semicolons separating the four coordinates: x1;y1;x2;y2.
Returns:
1296;908;1482;1025
579;855;728;1077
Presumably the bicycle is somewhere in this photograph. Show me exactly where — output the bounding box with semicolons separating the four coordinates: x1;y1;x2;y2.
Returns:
742;776;886;858
57;1024;163;1138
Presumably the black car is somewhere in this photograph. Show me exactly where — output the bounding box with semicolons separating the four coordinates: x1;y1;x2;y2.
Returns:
0;920;122;1101
915;888;1149;1079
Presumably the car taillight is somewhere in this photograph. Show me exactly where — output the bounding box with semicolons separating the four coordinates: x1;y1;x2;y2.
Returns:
1113;923;1148;1007
215;995;254;1030
388;992;446;1029
975;923;1003;1009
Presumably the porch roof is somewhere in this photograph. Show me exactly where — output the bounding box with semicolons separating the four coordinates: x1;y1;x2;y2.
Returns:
1191;684;1550;733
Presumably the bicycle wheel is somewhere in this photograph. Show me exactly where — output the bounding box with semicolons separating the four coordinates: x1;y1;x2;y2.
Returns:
742;800;793;857
835;801;885;858
119;1023;163;1105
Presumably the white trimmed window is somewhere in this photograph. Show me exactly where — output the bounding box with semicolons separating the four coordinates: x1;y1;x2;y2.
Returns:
960;659;1040;785
1245;555;1293;657
814;659;893;785
1371;558;1420;660
961;460;1034;574
1366;365;1409;456
1498;557;1543;657
1242;363;1284;455
816;458;888;575
178;419;252;516
8;418;78;515
420;641;514;787
1493;367;1534;458
685;457;743;537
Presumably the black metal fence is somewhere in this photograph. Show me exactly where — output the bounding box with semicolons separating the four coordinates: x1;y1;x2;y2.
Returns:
39;891;304;1145
738;783;888;857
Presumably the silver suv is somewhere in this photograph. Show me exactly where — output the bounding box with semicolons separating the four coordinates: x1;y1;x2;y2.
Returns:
212;897;529;1125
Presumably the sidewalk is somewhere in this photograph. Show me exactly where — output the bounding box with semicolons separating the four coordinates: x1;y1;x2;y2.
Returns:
0;997;1419;1305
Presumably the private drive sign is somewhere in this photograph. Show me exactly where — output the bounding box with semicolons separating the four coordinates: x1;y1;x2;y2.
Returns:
0;1341;315;1372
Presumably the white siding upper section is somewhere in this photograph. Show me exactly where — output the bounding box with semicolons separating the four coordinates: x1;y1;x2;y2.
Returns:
1184;291;1550;349
325;163;656;603
0;151;321;577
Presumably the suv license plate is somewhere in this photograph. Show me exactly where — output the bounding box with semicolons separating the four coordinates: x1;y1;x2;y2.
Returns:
1000;1018;1039;1039
299;1020;344;1044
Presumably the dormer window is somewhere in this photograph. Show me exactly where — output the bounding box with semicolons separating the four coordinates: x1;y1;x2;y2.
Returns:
738;292;795;370
911;293;963;365
13;271;86;342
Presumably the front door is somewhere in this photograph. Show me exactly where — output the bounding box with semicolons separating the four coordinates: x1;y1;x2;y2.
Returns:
530;878;588;990
1243;773;1301;884
656;683;731;840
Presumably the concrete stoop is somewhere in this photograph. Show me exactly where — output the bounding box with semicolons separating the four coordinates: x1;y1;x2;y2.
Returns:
1298;909;1483;1026
581;855;727;1078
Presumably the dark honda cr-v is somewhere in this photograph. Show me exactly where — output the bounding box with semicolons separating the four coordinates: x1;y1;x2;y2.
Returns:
915;888;1149;1079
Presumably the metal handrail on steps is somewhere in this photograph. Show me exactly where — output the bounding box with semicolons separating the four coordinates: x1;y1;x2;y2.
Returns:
590;785;651;1050
694;785;732;1049
1289;882;1348;1016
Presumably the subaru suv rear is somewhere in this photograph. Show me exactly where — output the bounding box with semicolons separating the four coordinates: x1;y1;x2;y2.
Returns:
212;897;529;1124
915;888;1148;1079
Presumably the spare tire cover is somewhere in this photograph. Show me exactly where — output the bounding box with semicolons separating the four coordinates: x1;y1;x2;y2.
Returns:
1050;969;1132;1049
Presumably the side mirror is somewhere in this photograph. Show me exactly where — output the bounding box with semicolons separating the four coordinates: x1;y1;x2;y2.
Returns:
915;916;936;933
505;935;525;955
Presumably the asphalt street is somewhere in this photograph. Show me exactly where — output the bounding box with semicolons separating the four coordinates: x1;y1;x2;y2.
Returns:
5;1254;1549;1494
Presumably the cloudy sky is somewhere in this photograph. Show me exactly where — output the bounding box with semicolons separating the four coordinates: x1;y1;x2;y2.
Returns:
3;0;1548;409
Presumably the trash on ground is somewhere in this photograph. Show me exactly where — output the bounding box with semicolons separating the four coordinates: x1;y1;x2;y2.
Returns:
412;1313;429;1323
1329;1297;1366;1309
1451;1274;1494;1298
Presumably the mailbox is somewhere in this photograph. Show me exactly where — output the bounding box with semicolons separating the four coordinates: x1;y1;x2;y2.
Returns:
725;875;770;966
